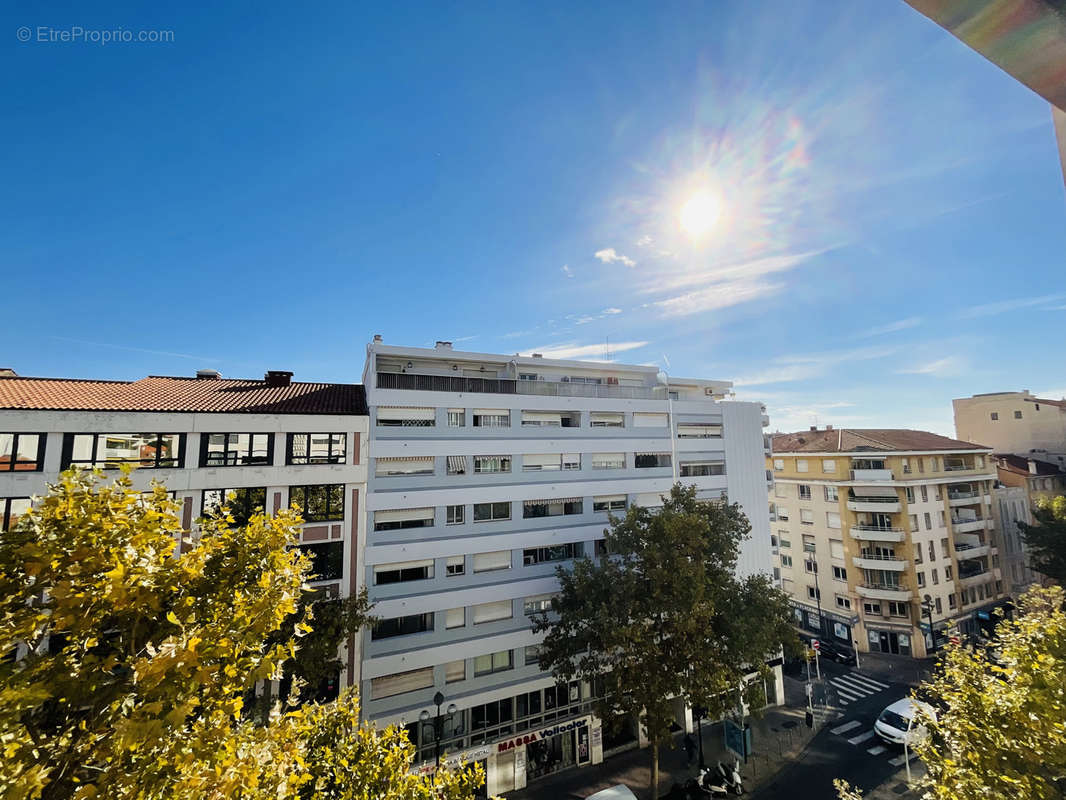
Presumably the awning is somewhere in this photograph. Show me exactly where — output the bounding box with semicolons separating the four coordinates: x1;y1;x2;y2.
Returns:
524;497;582;506
522;411;562;424
522;453;561;469
374;508;434;523
633;413;668;427
377;407;434;420
634;451;669;458
446;456;467;472
378;456;433;463
852;486;898;498
594;494;627;503
473;408;508;416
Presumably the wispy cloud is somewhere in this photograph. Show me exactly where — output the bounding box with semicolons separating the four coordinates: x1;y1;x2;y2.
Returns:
858;316;922;338
732;345;898;386
1038;388;1066;400
49;336;220;363
524;340;648;361
569;307;624;325
654;280;784;318
636;235;653;247
957;293;1066;319
594;248;636;268
561;264;574;279
896;356;968;377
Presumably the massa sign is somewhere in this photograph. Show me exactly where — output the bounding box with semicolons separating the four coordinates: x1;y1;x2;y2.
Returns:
496;716;591;752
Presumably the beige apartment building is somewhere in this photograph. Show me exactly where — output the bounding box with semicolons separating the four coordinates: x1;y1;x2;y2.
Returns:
953;391;1066;465
769;428;1005;658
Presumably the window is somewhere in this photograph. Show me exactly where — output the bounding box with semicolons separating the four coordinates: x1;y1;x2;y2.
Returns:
201;487;267;526
593;495;626;512
888;601;908;617
287;433;346;465
945;564;952;581
928;540;936;560
446;456;467;475
863;601;881;616
826;512;841;529
913;544;923;564
822;459;836;473
374;560;433;585
824;486;838;502
374;508;434;531
474;650;513;676
473;550;511;573
289;484;345;522
931;568;939;585
677;423;722;438
634;453;671;469
633;412;668;428
924;512;932;531
446;505;464;525
1;497;31;532
779;532;791;548
445;659;466;683
909;513;919;532
474;455;511;474
1014;410;1022;419
521;410;579;427
920;485;928;502
472;601;512;625
447;408;465;427
446;555;465;576
804;557;818;574
777;507;790;521
65;433;184;469
377;407;435;427
830;540;844;559
590;412;624;428
940;536;949;555
523;543;583;565
0;434;45;471
371;666;433;699
800;509;814;525
796;459;809;473
376;457;433;476
832;565;847;581
523;498;583;518
473;502;511;522
199;433;271;467
561;453;580;470
525;645;543;666
372;612;434;640
780;554;793;568
948;594;957;610
938;511;946;528
679;461;725;477
523;594;554;615
836;596;851;610
902;458;911;474
798;485;812;500
774;483;787;498
446;608;465;628
773;459;785;471
916;572;925;588
990;412;999;421
299;541;344;581
473;409;510;427
807;586;820;600
591;452;625;470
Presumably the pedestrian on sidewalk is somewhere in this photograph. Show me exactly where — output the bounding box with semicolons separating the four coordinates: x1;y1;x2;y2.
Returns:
683;733;696;767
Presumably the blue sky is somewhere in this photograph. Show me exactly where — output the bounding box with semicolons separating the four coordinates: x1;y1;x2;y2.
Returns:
4;0;1064;436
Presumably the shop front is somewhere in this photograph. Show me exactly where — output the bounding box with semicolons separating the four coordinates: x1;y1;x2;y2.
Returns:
792;603;857;647
866;626;912;656
495;715;597;788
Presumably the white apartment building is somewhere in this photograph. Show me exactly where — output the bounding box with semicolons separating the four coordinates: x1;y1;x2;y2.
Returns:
0;369;369;696
360;339;777;796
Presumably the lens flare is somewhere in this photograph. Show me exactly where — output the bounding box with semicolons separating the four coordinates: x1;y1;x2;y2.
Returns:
679;189;722;239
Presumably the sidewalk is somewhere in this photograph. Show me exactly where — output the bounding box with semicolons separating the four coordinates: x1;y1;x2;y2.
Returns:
506;705;837;800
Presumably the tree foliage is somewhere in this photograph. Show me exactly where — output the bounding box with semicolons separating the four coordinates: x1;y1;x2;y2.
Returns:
1020;495;1066;584
532;484;798;799
0;469;479;800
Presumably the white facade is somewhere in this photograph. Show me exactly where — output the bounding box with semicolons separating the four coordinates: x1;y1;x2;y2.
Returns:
360;341;776;795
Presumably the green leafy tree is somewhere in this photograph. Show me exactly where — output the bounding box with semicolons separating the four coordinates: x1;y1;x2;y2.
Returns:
1020;495;1066;584
0;469;480;800
533;484;798;800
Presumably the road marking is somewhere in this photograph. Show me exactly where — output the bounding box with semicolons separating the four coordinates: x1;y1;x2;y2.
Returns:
830;720;862;735
867;745;887;755
847;730;876;745
888;752;920;767
838;673;890;692
851;673;890;690
831;684;863;702
833;675;880;695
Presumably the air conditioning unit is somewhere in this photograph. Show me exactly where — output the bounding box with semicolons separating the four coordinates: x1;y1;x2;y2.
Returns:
704;387;715;396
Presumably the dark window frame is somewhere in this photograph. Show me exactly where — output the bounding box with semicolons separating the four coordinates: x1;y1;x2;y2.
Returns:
372;612;435;640
61;432;186;470
473;501;511;522
286;432;347;465
523;542;583;566
299;540;345;581
0;433;46;472
201;486;268;526
289;483;346;522
199;432;274;467
374;564;432;585
1;497;31;532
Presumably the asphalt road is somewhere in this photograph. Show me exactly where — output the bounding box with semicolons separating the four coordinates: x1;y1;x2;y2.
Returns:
753;659;917;800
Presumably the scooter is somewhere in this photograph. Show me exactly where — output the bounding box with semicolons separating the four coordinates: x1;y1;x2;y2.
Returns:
715;759;744;795
695;767;732;797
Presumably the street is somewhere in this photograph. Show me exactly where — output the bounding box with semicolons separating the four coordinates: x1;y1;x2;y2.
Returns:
754;658;917;800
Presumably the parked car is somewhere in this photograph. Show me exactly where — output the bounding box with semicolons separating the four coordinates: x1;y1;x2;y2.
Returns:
804;637;857;665
874;698;936;746
586;786;639;800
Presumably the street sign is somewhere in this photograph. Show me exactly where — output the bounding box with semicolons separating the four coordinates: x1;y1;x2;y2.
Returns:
812;639;820;652
949;635;960;646
723;719;752;760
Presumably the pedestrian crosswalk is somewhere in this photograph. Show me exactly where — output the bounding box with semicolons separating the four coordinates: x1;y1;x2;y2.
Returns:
831;721;915;763
827;672;890;706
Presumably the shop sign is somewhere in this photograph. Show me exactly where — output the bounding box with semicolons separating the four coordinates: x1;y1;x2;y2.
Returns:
496;716;591;753
413;744;493;775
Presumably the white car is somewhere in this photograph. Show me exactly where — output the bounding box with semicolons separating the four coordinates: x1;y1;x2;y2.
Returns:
585;786;639;800
874;698;936;746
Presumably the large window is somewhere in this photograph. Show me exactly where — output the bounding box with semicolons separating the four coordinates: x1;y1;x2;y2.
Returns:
372;612;434;640
634;453;671;469
523;498;583;518
63;433;184;469
377;407;435;427
593;495;626;512
591;452;625;470
200;433;272;467
474;455;511;474
677;423;722;439
1;497;31;531
371;666;433;699
473;502;511;522
290;484;345;522
201;487;267;526
374;508;434;531
374;560;433;585
376;457;433;477
299;541;344;581
521;410;580;427
522;453;579;471
679;461;725;477
0;434;45;471
523;542;583;565
286;433;346;464
473;409;510;427
590;412;624;428
474;649;513;676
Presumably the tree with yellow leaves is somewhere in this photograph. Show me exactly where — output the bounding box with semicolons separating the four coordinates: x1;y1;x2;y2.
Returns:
0;469;481;800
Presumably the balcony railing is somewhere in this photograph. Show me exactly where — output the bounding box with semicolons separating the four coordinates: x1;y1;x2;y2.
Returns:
943;463;974;472
948;490;979;500
857;552;904;562
850;495;899;504
377;372;666;400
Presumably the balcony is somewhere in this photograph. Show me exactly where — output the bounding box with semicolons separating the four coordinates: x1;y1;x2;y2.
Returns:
958;569;995;589
853;553;908;571
951;518;988;534
947;490;982;507
856;583;913;601
849;525;906;543
377;372;667;400
850;468;894;482
943;462;976;472
954;543;990;561
847;496;901;513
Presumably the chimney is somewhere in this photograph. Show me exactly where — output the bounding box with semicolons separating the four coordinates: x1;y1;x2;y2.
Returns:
373;334;383;343
435;341;453;350
264;370;293;387
810;425;818;432
1028;459;1039;475
826;424;833;430
196;369;221;380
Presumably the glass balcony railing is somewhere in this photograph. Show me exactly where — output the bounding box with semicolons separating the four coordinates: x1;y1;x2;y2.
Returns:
377;372;667;400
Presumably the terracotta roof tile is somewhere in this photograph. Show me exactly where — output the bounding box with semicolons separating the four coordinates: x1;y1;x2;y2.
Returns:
994;453;1066;477
0;376;367;416
772;428;988;453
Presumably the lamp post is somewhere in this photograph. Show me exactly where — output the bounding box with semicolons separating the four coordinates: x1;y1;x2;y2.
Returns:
922;594;937;656
656;369;679;482
420;691;458;768
693;705;708;769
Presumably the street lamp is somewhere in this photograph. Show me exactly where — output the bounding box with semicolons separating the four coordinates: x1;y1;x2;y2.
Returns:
692;705;708;769
420;691;458;768
922;594;937;656
656;369;679;482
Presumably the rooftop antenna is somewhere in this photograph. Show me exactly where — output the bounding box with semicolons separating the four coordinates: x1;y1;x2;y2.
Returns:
662;353;671;369
604;336;611;362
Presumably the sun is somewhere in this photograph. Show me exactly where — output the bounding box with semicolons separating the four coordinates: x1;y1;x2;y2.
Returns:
679;189;722;239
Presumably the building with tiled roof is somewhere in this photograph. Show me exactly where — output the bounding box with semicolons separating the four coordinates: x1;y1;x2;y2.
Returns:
1;368;369;700
768;425;1007;660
